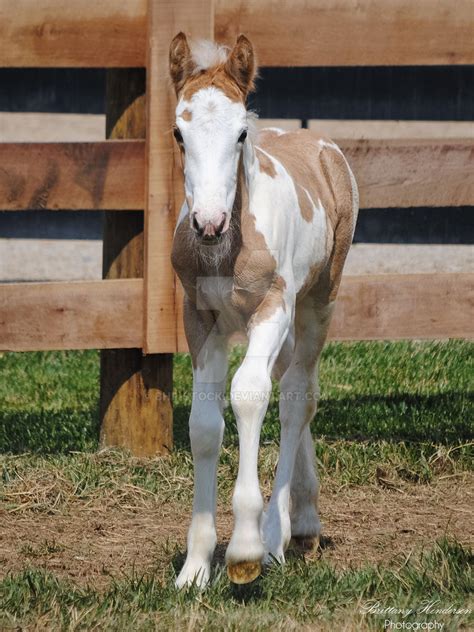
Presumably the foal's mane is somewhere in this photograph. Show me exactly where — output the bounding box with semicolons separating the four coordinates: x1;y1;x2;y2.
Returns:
190;40;230;73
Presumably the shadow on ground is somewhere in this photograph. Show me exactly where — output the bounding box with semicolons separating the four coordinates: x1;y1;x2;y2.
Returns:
174;390;472;450
2;390;470;454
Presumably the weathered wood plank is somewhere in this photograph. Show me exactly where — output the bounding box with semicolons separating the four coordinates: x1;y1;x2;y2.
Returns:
308;120;474;140
344;139;474;209
0;279;143;351
1;273;471;352
99;67;173;458
328;273;474;341
175;273;474;350
1;138;472;211
0;141;144;211
0;0;146;67
0;113;105;142
1;1;472;67
144;0;214;354
216;0;474;66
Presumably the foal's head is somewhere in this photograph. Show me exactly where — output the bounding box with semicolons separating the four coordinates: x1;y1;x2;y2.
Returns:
169;33;256;243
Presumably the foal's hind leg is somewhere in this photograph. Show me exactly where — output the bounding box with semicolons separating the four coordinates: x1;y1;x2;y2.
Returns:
290;423;321;548
262;300;332;562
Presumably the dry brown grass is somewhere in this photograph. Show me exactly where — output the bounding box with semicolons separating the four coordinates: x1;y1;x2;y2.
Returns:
1;449;472;590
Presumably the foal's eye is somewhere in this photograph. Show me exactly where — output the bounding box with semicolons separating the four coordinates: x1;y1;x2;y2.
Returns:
238;130;248;143
173;127;183;144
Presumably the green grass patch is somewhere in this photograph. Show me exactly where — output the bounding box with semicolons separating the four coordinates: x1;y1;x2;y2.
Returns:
0;342;472;629
0;350;99;453
1;539;472;631
1;340;472;454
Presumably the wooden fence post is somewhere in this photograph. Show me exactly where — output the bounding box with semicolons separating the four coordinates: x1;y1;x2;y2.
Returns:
100;0;213;455
144;0;214;355
99;69;173;457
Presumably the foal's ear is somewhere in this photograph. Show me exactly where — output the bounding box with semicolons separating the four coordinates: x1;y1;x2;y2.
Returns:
169;32;195;95
225;34;256;96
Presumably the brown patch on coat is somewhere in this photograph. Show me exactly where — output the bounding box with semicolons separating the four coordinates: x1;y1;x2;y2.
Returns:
256;147;277;178
250;274;287;327
172;159;284;362
180;109;192;121
295;184;314;222
182;296;217;370
257;129;333;225
231;168;283;324
258;129;356;302
182;65;244;103
316;143;357;302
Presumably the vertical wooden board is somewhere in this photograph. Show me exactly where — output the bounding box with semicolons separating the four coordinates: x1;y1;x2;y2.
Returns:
144;0;214;354
100;68;173;458
173;132;188;353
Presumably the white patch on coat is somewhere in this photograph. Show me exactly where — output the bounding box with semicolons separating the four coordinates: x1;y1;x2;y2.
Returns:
318;138;343;153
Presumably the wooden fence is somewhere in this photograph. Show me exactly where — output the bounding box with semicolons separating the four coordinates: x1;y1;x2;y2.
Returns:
0;0;473;455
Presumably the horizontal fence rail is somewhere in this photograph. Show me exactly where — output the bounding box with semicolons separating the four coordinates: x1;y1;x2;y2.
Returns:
0;279;143;351
1;0;473;67
0;141;144;211
1;138;474;211
1;274;472;352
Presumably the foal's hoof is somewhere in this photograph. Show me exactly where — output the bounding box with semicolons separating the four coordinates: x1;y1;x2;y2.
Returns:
227;560;262;584
291;535;320;553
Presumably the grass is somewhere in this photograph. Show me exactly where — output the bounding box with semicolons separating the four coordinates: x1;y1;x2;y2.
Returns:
0;340;473;630
1;540;472;631
1;340;472;453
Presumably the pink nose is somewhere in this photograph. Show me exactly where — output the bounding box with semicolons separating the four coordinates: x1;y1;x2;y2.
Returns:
192;213;227;239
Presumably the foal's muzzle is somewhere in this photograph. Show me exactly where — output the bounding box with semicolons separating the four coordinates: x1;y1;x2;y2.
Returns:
192;212;227;242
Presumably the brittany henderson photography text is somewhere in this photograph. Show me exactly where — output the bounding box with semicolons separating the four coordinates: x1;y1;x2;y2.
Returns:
359;600;472;630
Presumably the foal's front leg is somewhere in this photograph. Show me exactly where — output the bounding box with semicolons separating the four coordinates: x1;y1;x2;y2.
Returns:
176;325;228;589
226;304;290;583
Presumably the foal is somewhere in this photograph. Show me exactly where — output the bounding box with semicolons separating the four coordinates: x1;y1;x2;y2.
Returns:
170;33;358;588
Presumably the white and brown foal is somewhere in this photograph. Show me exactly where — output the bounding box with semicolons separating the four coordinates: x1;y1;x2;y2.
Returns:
170;33;358;588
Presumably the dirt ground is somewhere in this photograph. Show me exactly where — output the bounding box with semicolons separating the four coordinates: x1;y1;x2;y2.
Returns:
1;475;472;589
